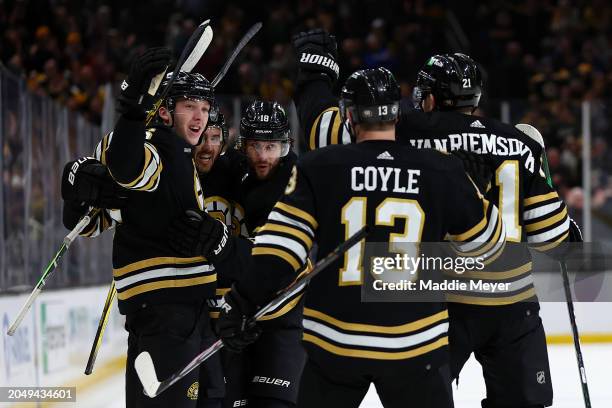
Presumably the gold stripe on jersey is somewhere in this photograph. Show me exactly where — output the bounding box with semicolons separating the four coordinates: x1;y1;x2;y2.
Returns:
446;287;536;306
100;133;110;165
303;333;448;360
454;211;503;258
447;201;490;242
274;202;318;230
304;308;448;334
309;109;325;150
140;160;163;191
114;256;207;277
258;223;314;248
309;107;344;150
525;206;568;233
116;144;152;188
252;246;301;270
254;216;314;270
524;191;559;206
480;238;506;266
259;293;304;321
458;261;532;280
531;231;569;252
116;274;217;300
80;218;99;237
331;114;342;145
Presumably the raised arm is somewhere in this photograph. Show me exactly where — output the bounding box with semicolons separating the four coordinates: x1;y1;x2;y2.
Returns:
292;29;352;150
104;47;171;190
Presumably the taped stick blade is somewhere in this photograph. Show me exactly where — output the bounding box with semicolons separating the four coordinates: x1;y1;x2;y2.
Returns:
182;25;213;73
135;352;161;397
515;123;545;148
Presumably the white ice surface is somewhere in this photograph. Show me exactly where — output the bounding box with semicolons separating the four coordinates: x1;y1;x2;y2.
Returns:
34;344;612;408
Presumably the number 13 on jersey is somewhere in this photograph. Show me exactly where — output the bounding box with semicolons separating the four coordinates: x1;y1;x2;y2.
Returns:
339;197;424;285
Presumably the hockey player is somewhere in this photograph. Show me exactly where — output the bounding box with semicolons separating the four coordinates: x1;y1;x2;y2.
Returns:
291;29;580;407
60;48;231;407
177;100;306;408
399;53;582;408
194;108;228;175
215;67;506;408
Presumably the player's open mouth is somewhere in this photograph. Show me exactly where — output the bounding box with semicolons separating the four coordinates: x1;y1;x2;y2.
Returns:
189;125;201;134
197;153;212;162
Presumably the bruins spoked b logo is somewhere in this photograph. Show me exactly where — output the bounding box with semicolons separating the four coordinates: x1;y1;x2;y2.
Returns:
187;381;199;400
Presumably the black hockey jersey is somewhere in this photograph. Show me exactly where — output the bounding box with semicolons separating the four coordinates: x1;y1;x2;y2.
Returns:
78;117;216;314
238;140;504;368
203;150;305;325
296;78;570;310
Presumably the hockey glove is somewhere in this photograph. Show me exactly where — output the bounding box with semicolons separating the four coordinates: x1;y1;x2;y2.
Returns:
62;200;89;231
117;47;172;120
216;284;261;353
292;28;339;86
61;157;126;209
168;209;234;263
451;149;493;195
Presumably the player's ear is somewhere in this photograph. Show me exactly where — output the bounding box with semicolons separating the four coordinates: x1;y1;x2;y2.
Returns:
158;106;173;125
423;94;436;112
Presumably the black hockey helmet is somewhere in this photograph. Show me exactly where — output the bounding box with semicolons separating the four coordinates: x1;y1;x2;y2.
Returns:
207;104;229;143
159;71;215;113
413;53;482;111
339;67;401;126
238;100;291;157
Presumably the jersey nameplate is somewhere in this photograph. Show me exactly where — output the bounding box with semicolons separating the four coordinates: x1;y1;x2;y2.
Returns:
408;133;536;173
351;166;420;194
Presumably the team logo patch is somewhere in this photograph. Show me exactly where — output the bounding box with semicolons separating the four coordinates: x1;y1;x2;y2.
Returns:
536;371;546;384
187;381;199;400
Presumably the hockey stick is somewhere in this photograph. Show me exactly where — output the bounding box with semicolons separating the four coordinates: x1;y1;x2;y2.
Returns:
145;19;214;124
83;21;214;374
7;209;100;335
84;280;116;374
516;123;592;408
211;22;262;87
135;226;369;397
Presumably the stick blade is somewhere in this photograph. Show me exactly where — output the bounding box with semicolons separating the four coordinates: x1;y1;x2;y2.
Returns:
182;24;213;73
515;123;545;148
135;352;161;397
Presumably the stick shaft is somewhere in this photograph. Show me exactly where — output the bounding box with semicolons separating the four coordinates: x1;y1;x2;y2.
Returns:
211;22;262;87
560;262;592;407
7;208;98;335
140;226;369;397
85;281;117;375
523;123;592;407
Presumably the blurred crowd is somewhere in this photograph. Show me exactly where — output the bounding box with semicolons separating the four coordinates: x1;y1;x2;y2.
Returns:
1;0;611;214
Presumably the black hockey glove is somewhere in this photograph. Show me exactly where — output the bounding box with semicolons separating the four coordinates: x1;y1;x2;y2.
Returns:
216;284;261;353
292;28;339;86
117;47;172;120
451;150;493;195
62;200;88;231
168;209;234;263
61;157;126;209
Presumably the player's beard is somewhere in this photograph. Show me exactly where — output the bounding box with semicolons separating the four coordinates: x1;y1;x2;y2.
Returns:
252;156;280;180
